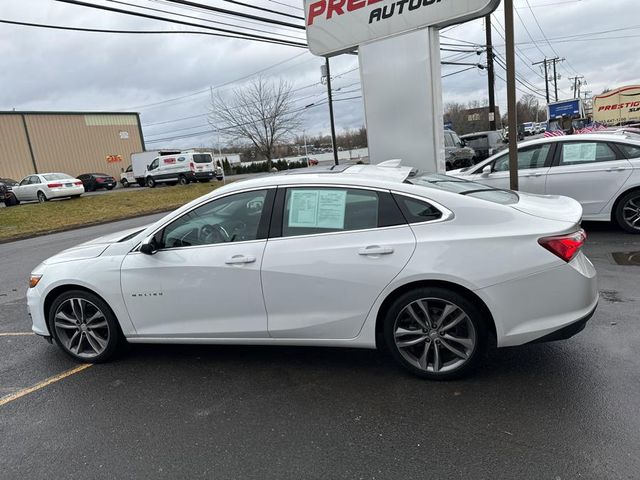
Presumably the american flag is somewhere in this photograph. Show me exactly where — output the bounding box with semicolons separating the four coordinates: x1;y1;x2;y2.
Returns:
575;122;608;134
544;129;565;137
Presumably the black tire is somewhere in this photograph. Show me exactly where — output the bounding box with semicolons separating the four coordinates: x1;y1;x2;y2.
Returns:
5;195;19;206
383;287;488;380
37;191;48;203
178;175;189;186
106;185;115;191
121;179;129;188
48;290;122;363
614;190;640;234
146;177;156;188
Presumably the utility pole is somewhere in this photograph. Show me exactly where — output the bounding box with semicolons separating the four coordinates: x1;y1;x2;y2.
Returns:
485;15;497;131
322;58;339;166
532;58;550;103
552;58;558;101
504;0;518;191
570;76;585;98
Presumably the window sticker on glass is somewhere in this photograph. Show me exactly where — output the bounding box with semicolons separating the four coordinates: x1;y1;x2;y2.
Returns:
563;143;596;163
288;189;347;229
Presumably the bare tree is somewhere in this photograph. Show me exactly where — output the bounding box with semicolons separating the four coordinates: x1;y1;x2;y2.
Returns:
209;77;301;169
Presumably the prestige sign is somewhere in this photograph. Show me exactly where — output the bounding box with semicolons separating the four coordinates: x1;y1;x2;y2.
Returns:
305;0;500;56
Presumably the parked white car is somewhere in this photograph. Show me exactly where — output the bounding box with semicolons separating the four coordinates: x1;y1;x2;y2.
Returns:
450;134;640;233
27;162;597;379
13;173;84;203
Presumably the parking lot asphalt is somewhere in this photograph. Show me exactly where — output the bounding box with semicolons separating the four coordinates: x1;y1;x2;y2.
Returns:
1;218;639;479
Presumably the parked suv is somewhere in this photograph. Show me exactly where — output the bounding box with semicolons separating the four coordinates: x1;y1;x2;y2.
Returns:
0;178;19;206
444;130;475;170
461;131;507;163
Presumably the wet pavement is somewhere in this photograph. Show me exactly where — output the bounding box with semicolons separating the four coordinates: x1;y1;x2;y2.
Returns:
0;218;638;479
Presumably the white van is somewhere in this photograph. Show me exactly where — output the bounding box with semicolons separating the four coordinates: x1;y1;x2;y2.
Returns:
141;152;216;188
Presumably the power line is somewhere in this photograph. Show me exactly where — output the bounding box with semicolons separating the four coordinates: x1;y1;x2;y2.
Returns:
0;18;300;46
163;0;305;30
105;0;306;41
219;0;305;21
53;0;307;48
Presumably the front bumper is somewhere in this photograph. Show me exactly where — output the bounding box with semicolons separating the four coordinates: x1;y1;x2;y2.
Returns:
27;285;49;337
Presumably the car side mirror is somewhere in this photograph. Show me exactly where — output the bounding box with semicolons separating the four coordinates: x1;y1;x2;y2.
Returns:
481;165;492;176
140;236;159;255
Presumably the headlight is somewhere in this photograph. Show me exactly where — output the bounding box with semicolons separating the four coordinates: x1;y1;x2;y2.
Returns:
29;274;43;288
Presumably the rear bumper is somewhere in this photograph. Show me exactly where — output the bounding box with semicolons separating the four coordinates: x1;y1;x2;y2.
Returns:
478;252;598;347
192;171;214;180
48;186;85;197
526;303;597;344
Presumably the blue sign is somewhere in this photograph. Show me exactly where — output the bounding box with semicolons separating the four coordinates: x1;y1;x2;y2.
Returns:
548;100;581;119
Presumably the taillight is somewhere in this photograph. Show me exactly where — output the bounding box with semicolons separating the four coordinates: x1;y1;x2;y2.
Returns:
47;183;62;188
538;230;586;263
74;181;83;186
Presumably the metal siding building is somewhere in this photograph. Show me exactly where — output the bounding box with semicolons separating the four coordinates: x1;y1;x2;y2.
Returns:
0;112;145;181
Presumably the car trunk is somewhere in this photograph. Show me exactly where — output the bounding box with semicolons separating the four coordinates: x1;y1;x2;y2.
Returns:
512;192;582;225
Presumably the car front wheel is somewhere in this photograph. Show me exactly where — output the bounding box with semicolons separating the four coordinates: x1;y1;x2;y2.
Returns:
383;287;487;380
48;290;121;363
146;177;156;188
121;179;129;188
615;190;640;234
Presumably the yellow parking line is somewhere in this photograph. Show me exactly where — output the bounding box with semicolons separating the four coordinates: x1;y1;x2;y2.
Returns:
0;364;92;407
0;332;35;337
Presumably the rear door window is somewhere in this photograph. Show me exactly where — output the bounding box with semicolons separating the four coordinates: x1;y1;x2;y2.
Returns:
558;142;619;166
283;188;380;237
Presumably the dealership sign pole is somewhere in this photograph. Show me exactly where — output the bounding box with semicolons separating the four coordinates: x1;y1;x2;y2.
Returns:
304;0;501;173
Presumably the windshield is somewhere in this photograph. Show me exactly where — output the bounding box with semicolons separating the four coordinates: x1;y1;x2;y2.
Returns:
408;174;520;205
43;173;73;181
193;154;213;164
462;135;489;148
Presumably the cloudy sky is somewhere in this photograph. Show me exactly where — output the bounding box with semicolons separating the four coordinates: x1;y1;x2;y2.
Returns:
1;0;639;149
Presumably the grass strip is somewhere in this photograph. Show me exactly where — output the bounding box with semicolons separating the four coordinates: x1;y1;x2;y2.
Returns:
0;182;226;242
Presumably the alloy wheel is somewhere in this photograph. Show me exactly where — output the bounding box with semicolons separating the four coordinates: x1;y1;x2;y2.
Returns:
393;298;476;373
53;298;111;359
622;196;640;231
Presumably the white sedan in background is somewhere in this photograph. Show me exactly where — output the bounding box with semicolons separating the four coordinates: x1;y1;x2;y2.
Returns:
27;162;597;380
450;134;640;233
13;173;85;203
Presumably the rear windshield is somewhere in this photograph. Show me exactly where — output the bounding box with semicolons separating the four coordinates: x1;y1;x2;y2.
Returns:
462;135;489;148
193;154;213;164
407;174;519;205
43;173;73;181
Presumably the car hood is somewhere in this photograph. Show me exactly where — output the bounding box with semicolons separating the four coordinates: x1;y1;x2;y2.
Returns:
42;225;149;265
513;192;583;225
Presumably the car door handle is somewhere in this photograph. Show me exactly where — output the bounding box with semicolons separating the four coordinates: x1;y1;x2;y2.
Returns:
524;172;543;177
225;255;256;265
358;246;394;256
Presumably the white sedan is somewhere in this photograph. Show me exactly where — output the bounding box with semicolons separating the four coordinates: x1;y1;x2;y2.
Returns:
449;134;640;233
13;173;85;203
27;162;598;379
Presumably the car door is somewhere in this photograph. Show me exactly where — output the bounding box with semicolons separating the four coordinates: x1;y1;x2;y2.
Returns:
470;143;553;194
261;186;416;339
545;140;633;216
120;188;275;338
13;177;31;201
15;176;39;201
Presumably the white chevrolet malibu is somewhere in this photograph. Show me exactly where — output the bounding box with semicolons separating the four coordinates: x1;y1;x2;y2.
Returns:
27;162;598;379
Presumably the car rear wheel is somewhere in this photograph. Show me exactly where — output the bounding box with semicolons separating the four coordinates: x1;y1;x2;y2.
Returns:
48;290;121;363
146;177;156;188
37;191;48;203
106;185;115;191
383;287;487;380
615;190;640;234
178;175;189;185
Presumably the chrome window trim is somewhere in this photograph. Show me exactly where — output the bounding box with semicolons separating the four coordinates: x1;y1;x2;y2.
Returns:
390;191;455;226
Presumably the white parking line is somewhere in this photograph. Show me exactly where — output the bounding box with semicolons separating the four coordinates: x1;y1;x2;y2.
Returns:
0;332;34;337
